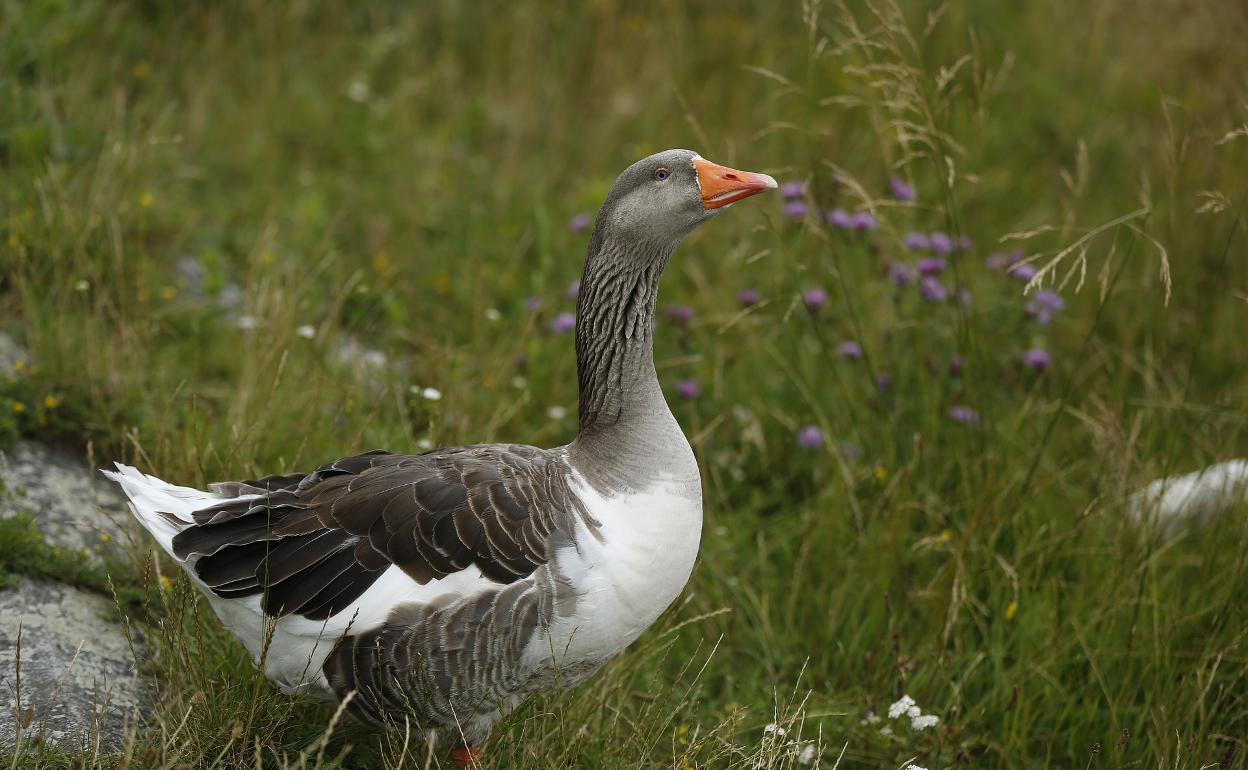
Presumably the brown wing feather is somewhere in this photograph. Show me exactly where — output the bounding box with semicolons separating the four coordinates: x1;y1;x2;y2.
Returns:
172;446;591;620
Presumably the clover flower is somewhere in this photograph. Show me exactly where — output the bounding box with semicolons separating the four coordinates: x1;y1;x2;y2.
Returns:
985;249;1024;270
796;425;824;448
1009;262;1038;281
826;208;853;229
851;211;878;231
949;405;979;424
929;231;953;255
888;262;915;287
676;378;700;399
568;213;591;234
802;288;828;311
890;176;915;202
919;276;947;303
737;288;761;307
1025;289;1065;323
550;312;576;334
663;304;695;325
780;180;806;199
525;297;542;312
837;340;863;360
1023;348;1052;371
904;232;931;251
783;200;810;218
566;280;581;299
916;257;946;276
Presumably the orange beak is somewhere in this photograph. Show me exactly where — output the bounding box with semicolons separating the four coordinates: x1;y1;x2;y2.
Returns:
693;157;778;210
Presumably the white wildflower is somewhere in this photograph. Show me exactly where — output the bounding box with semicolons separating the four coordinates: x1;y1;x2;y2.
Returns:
296;324;316;339
762;723;786;737
546;405;567;420
236;314;259;330
416;437;433;450
362;350;388;368
484;307;501;322
907;765;930;770
911;714;939;731
796;742;816;765
887;695;916;720
347;81;370;103
878;724;894;737
860;710;881;725
420;387;442;401
510;376;527;389
74;279;90;292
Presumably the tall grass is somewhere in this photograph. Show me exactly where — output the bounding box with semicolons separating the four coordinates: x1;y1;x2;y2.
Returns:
2;0;1248;767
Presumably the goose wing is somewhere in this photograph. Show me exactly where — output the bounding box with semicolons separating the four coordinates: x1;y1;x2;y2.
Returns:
170;446;590;621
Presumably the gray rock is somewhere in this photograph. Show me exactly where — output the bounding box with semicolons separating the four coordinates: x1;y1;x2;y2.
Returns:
0;331;24;371
0;578;145;751
0;440;134;567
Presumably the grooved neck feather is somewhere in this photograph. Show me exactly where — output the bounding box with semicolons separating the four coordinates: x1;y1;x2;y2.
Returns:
568;230;696;493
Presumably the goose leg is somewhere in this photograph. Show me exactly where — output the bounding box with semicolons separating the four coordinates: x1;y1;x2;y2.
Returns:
450;744;484;769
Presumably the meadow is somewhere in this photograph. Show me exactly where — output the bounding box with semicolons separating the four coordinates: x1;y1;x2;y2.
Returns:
2;0;1248;767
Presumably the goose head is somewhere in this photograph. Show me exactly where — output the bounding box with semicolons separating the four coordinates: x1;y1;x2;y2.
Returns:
591;149;777;247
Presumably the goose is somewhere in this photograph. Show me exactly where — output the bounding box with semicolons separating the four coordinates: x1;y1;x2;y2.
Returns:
105;149;777;768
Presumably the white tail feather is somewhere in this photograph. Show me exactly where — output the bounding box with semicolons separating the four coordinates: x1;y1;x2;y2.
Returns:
1130;459;1248;533
102;463;224;558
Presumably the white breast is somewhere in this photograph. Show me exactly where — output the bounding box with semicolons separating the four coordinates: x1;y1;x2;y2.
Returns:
529;472;703;669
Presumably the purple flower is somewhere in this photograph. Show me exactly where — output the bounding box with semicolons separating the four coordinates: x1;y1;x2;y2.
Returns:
904;232;931;251
1009;262;1038;282
955;235;973;252
876;373;892;392
569;214;591;234
525;296;542;312
737;288;761;307
837;340;863;360
826;208;853;229
948;405;980;424
916;257;946;276
986;250;1023;271
851;211;878;231
890;177;915;202
550;312;576;334
919;276;947;303
676;378;700;399
1024;289;1064;324
888;262;915;287
796;425;825;448
1023;348;1051;372
780;180;806;199
949;354;964;377
783;200;810;218
664;304;695;325
566;280;581;299
929;232;953;255
803;288;828;311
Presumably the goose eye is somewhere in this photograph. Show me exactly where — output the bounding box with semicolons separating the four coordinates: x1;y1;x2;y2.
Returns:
654;167;671;181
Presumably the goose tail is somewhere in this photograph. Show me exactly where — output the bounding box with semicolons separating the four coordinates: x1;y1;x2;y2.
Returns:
1130;459;1248;533
102;463;219;558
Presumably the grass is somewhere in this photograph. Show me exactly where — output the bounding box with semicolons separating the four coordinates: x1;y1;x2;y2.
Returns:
2;0;1248;766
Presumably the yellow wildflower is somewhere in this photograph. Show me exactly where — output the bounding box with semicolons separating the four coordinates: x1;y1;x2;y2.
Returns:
132;60;151;78
43;394;60;409
873;466;888;481
1005;601;1019;621
138;191;154;208
159;575;173;592
100;533;111;544
11;401;26;414
159;285;177;300
13;360;25;372
937;528;953;544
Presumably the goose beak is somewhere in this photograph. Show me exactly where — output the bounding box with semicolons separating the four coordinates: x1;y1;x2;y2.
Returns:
694;157;778;210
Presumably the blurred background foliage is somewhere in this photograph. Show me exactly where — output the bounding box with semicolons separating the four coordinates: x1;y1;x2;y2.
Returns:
2;0;1248;767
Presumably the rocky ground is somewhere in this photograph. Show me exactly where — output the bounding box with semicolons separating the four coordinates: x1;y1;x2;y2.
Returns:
0;333;148;754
